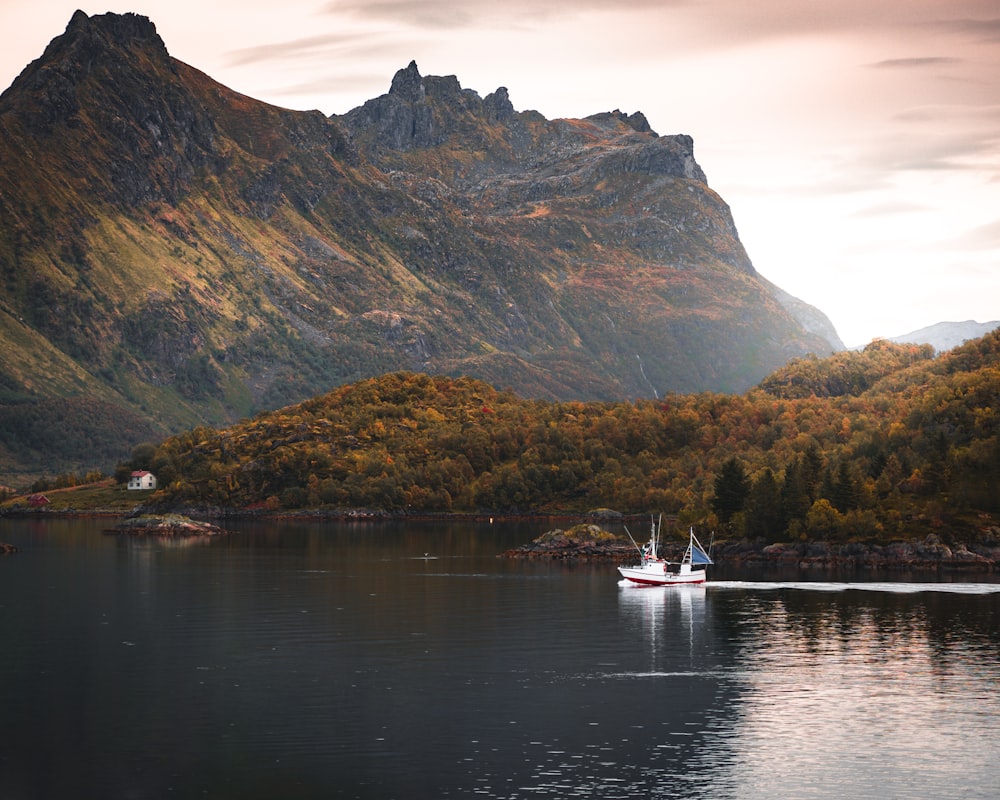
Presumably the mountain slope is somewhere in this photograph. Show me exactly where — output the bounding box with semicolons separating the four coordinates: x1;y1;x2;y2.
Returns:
0;11;840;483
889;320;1000;352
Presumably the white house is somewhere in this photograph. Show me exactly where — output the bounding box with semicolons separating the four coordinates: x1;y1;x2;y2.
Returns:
128;470;157;490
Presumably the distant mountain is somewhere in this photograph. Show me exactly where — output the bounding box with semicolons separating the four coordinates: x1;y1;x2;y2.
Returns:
0;11;841;483
889;321;1000;352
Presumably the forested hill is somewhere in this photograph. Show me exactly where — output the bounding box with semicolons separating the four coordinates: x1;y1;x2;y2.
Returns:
134;332;1000;542
0;11;838;483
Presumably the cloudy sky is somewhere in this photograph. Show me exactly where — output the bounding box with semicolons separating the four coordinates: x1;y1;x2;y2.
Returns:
3;1;999;346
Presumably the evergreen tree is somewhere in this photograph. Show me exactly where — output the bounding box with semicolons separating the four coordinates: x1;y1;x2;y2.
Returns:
831;461;860;512
922;430;952;494
780;457;810;526
712;457;749;524
745;468;783;538
801;444;824;503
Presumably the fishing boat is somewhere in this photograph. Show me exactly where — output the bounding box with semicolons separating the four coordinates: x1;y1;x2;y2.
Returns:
618;518;712;586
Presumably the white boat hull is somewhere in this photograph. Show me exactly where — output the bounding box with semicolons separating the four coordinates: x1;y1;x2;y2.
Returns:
617;563;707;586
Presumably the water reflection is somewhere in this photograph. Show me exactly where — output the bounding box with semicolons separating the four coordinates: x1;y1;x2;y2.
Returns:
702;585;1000;800
616;584;708;675
2;519;999;799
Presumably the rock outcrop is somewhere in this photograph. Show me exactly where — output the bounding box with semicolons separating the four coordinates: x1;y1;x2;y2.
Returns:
500;524;635;560
105;514;227;536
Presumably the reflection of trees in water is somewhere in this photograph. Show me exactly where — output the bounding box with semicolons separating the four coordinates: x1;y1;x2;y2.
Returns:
704;586;1000;799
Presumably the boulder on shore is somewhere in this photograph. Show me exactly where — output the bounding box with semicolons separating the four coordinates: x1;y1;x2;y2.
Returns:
105;514;227;536
712;533;1000;571
499;524;634;560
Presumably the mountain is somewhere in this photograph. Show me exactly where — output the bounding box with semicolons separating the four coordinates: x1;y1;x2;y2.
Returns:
889;320;1000;352
0;11;841;484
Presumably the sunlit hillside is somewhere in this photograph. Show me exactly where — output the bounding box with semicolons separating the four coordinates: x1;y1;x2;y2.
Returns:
124;332;1000;543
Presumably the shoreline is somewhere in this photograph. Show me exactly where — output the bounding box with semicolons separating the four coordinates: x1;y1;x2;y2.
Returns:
4;506;1000;573
0;505;633;525
499;525;1000;573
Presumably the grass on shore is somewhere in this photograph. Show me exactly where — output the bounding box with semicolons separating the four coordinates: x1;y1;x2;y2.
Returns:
1;479;148;513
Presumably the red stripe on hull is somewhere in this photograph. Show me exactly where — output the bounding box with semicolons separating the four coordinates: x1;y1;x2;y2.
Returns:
619;573;706;586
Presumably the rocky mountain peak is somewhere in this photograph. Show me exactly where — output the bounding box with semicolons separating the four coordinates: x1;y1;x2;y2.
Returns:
338;62;709;198
389;59;425;102
29;10;169;91
343;60;506;154
584;109;656;135
1;9;223;206
483;86;514;122
64;9;163;46
2;11;169;118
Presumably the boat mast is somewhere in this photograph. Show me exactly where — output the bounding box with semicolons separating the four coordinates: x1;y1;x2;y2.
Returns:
623;525;641;557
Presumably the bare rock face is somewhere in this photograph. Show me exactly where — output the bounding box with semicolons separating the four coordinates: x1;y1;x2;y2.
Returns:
10;11;221;205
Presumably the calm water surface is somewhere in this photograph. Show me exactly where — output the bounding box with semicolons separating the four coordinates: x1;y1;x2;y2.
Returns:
1;518;999;799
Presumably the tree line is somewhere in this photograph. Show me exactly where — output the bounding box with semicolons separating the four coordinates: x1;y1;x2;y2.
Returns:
126;331;1000;542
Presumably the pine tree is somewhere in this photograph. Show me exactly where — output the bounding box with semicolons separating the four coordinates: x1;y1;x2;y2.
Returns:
831;461;860;512
746;468;783;538
801;444;824;503
781;457;810;526
712;457;749;525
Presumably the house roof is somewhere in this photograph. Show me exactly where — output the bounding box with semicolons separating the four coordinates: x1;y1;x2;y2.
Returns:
130;470;152;477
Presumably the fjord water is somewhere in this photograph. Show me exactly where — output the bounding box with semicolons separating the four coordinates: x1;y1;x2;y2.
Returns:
2;519;999;799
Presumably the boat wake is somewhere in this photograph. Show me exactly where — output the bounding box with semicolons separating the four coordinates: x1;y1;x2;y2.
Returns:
707;580;1000;595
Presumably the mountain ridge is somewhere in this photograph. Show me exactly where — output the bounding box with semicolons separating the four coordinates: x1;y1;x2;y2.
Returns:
0;11;840;483
888;320;1000;352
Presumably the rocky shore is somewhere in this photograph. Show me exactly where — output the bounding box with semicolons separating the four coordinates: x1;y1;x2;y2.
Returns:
714;534;1000;572
104;514;228;536
499;524;637;561
500;526;1000;572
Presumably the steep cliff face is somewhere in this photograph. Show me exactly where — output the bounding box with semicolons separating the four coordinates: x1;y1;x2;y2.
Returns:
0;12;840;481
8;11;219;205
336;60;837;391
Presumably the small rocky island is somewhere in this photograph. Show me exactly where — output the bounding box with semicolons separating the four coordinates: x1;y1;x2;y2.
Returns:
499;524;635;560
1;541;18;554
105;514;228;536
